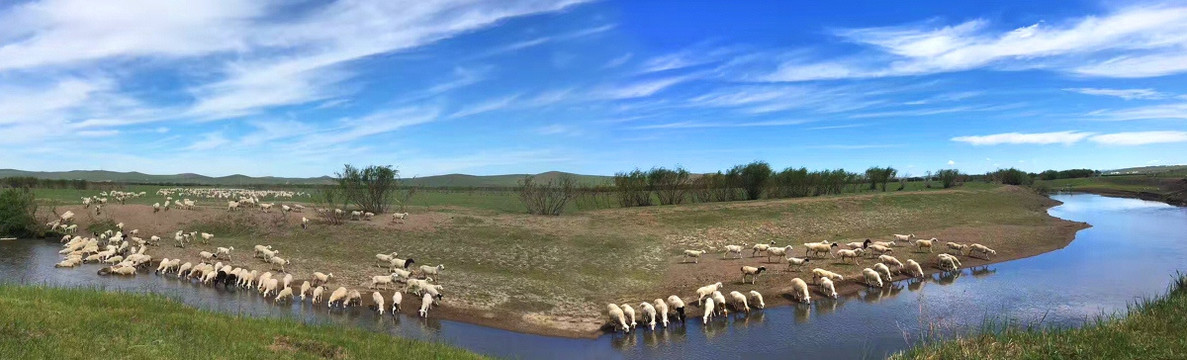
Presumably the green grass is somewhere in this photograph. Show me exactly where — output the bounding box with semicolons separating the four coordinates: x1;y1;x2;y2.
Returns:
0;284;486;360
1042;176;1163;193
893;274;1187;359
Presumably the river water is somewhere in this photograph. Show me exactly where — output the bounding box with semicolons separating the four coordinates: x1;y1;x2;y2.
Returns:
2;194;1185;359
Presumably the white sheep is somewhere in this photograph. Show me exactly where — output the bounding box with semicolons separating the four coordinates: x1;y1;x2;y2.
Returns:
790;278;811;304
873;263;894;282
312;272;333;286
327;287;349;307
937;253;962;271
373;291;385;315
620;303;638;329
652;298;670;328
391;212;409;223
253;245;273;258
216;246;234;260
872;240;896;248
811;268;844;284
803;242;839;258
227;201;239;211
879;255;904;273
607;304;629;333
311;286;326;304
913;238;939;253
389;257;416;271
375;252;399;267
418;264;444;278
711;291;729;316
818;277;838;299
261;278;280;297
867;244;894;257
363;212;375;221
274;287;294;304
748;290;765;309
392;291;403;313
681;249;707;263
666;295;686;322
390;268;413;282
750;241;776;257
728;291;750;313
199;251;215;261
418;293;434;317
722;244;745;259
199;233;214;244
893;233;916;242
862;268;884;287
351;210;363;220
740;266;767;284
968;243;997;259
282;273;293;289
786;256;811;271
370;274;396;289
299;281;311;301
695;282;724;306
836;248;864;264
301;217;310;229
764;245;793;263
946;242;969;255
269;256;290;272
639;301;658;330
702;297;716;323
905;259;925;278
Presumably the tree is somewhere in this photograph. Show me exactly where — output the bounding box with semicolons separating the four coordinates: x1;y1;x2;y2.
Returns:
613;169;652;207
648;166;691;205
866;166;898;192
335;164;399;214
0;188;41;238
731;161;772;200
519;175;577;215
937;169;962;188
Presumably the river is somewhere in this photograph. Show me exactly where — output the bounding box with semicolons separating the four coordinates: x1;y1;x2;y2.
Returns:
2;194;1185;359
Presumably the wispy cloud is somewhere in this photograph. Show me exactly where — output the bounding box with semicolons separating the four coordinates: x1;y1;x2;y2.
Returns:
1088;131;1187;145
951;131;1093;145
1064;88;1165;100
449;94;521;118
633;119;811;129
478;24;615;58
186;132;230;151
598;75;695;99
604;53;633;68
1088;102;1187;121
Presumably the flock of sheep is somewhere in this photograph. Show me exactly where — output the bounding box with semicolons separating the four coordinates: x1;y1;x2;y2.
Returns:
607;233;998;333
51;188;447;320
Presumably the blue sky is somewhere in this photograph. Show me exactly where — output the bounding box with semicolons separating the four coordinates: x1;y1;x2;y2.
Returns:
2;0;1186;178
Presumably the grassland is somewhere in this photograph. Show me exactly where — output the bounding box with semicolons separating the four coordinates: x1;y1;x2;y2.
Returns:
0;284;485;360
893;274;1187;359
45;183;1083;337
1040;175;1187;205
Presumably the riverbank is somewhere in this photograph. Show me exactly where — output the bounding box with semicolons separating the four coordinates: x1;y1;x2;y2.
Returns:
1041;175;1187;206
892;274;1187;359
0;284;485;359
42;185;1086;339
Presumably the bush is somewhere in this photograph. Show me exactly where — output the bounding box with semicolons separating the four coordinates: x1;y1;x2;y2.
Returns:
0;188;41;238
937;169;962;188
988;168;1034;186
648;166;691;205
731;161;772;200
866;166;898;192
336;164;399;214
519;175;577;215
613;169;652;207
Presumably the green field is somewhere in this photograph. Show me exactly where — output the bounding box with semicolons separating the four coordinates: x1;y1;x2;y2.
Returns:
893;274;1187;359
1039;174;1187;205
0;284;485;360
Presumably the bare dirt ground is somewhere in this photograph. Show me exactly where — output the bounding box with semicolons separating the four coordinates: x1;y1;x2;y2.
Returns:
44;185;1087;339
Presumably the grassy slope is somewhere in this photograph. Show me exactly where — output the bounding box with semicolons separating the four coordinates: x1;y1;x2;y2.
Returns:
1041;175;1187;205
0;284;485;360
893;275;1187;359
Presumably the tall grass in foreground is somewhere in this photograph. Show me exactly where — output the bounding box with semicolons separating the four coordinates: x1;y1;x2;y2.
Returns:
0;284;486;360
894;274;1187;359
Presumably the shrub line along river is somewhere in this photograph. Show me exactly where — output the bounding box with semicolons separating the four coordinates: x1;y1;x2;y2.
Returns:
2;194;1185;359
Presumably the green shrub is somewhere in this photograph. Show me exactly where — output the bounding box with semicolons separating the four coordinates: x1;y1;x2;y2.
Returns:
0;188;41;238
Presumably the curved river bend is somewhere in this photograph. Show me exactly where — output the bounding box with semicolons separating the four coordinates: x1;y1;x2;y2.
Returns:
2;194;1185;359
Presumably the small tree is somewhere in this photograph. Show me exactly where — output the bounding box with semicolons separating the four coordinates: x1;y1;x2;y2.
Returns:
0;188;42;238
648;166;691;205
519;175;577;215
732;161;772;200
613;169;652;207
313;186;349;225
937;169;962;188
336;164;398;214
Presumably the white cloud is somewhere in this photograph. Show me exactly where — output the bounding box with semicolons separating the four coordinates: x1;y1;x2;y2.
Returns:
186;132;229;151
633;119;811;129
604;53;633;68
1064;88;1165;100
947;160;956;165
1088;131;1187;145
598;75;694;99
951;131;1093;145
1088;102;1187;121
449;94;521;118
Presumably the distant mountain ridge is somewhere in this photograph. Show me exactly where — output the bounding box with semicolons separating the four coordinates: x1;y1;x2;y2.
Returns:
0;169;611;187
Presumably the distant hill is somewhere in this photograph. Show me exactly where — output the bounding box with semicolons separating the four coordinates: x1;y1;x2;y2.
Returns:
0;169;610;187
1104;165;1187;176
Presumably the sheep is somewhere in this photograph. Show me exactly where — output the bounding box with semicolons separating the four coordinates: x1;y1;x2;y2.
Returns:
282;273;293;289
818;276;839;299
274;287;294;304
666;295;687;322
311;286;326;304
764;245;793;263
879;255;904;273
873;263;894;282
740;266;767;284
836;248;864;264
261;278;280;297
803;242;839;258
260;203;274;212
968;243;997;259
375;252;399;267
351;211;363;220
199;233;214;244
418;293;434;317
695;282;724;306
937;254;962;271
946;242;969;255
199;251;215;261
913;238;939;253
751;241;776;257
605;304;629;333
893;233;916;242
639;302;658;330
391;212;409;223
216;246;234;260
620;304;637;329
392;291;403;313
748;290;766;309
327;287;349;307
176;262;193;278
789;278;811;304
312;272;333;286
269;256;290;272
363;212;375;221
872;240;896;248
370;274;396;289
373;291;385;315
404;278;436;296
905;259;925;278
301;217;310;229
298;281;311;300
103;255;124;265
653;298;670;328
711;291;729;316
702;298;716;323
418;264;444;278
811;268;844;284
60;211;75;223
148;235;160;246
786;256;811;271
389;258;416;272
55;258;82;268
722;244;745;259
253;245;273;258
862;268;884;287
155;258;172;273
108;266;138;276
728;291;750;313
867;244;894;257
282;205;292;213
681;249;707;263
390;268;413;282
227;201;239;211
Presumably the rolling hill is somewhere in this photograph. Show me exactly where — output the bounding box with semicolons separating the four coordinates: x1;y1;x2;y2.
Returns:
0;169;610;187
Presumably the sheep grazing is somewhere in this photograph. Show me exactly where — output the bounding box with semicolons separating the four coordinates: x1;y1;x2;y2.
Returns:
872;240;896;248
702;298;715;323
301;217;310;229
418;264;445;278
740;266;767;284
389;258;416;272
275;287;294;304
765;245;793;263
327;287;350;307
653;298;670;328
728;291;750;313
748;290;765;309
311;286;326;304
363;212;375;221
269;256;290;272
298;281;311;300
216;246;234;260
836;248;864;264
845;241;866;250
390;268;413;282
723;245;745;259
968;243;997;259
392;291;403;313
751;241;776;257
282;273;293;289
913;238;939;253
227;201;239;211
350;211;363;220
260;279;280;297
811;268;844;284
681;249;707;263
873;263;894;282
789;278;811;304
711;291;729;316
372;291;386;315
818;277;839;299
786;256;811;271
946;242;969;256
55;258;82;268
606;304;629;333
905;259;925;278
803;242;839;258
862;268;884;287
375;252;399;267
418;293;434;317
391;212;409;223
879;255;904;273
620;304;637;329
176;262;193;278
639;302;658;330
893;233;916;242
659;296;685;325
695;282;724;306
